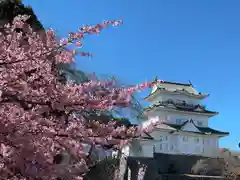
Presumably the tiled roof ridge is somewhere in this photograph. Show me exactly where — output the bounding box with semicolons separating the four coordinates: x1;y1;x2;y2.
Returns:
145;86;209;100
152;77;192;87
145;100;217;115
163;120;229;135
161;81;192;86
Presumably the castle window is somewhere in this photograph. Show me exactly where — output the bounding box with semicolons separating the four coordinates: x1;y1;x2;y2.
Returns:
160;136;168;141
183;136;188;141
160;144;162;150
165;144;168;150
176;119;183;124
195;137;200;143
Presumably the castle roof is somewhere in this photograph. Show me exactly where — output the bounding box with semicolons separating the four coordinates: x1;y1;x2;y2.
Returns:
144;100;218;117
145;86;209;100
145;80;209;100
160;81;192;86
159;120;229;136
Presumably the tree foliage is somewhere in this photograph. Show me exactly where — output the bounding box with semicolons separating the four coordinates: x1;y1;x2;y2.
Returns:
0;14;157;180
191;158;224;176
0;0;146;123
191;155;240;180
0;0;43;31
84;157;119;180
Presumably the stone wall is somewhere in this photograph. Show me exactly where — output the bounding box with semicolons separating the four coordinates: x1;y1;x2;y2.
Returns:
125;153;222;180
157;174;224;180
154;153;209;174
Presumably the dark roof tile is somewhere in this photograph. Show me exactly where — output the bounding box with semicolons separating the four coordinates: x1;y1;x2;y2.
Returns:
145;101;217;116
163;120;229;135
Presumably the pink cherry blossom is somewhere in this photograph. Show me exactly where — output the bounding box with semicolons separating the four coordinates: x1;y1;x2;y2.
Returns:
0;15;161;180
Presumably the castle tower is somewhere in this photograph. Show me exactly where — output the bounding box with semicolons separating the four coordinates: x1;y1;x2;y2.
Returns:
129;79;229;158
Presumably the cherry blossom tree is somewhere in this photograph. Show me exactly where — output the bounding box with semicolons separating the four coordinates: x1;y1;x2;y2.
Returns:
58;64;146;122
0;14;158;180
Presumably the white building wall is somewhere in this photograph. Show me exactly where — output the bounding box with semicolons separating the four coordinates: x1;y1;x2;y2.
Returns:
128;130;220;158
178;134;203;155
141;144;154;157
152;132;179;154
145;109;209;127
129;140;154;157
202;136;220;157
151;83;198;95
151;93;201;106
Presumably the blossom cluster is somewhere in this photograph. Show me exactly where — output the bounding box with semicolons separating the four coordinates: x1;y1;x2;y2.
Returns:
0;15;160;180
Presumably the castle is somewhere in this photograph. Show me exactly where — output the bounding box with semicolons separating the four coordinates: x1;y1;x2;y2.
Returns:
124;79;229;158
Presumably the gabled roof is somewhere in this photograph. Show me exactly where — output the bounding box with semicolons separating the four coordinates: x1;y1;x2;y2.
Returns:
144;100;218;117
181;120;201;132
145;79;209;100
162;120;229;136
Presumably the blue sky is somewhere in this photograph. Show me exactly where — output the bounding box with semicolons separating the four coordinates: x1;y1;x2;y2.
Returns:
23;0;240;150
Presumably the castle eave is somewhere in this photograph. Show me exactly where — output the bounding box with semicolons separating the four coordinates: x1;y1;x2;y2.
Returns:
145;85;209;101
144;101;218;117
162;121;229;136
